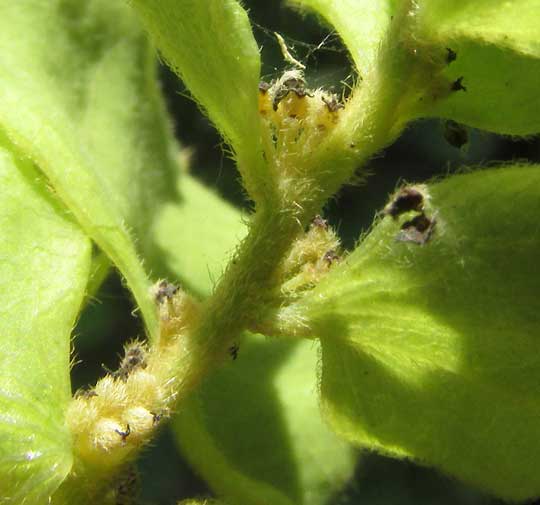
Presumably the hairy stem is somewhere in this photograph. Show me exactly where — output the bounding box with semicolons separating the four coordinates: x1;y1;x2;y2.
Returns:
181;204;301;386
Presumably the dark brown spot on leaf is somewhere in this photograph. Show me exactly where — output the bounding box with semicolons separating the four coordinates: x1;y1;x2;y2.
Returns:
451;76;466;92
384;187;424;219
396;213;436;245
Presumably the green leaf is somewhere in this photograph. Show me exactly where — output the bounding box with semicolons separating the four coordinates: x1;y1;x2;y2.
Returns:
129;0;266;200
0;0;182;338
173;336;356;505
149;174;247;297
288;0;394;79
414;0;540;134
0;142;91;503
295;164;540;500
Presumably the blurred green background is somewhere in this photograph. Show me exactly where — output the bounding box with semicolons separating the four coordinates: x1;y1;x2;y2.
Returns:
72;1;540;503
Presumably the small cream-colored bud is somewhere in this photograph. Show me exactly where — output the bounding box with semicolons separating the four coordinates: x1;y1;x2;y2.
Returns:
93;418;128;451
123;406;154;434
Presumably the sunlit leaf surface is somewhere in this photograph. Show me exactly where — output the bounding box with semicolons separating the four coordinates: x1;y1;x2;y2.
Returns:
0;143;91;503
297;165;540;499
